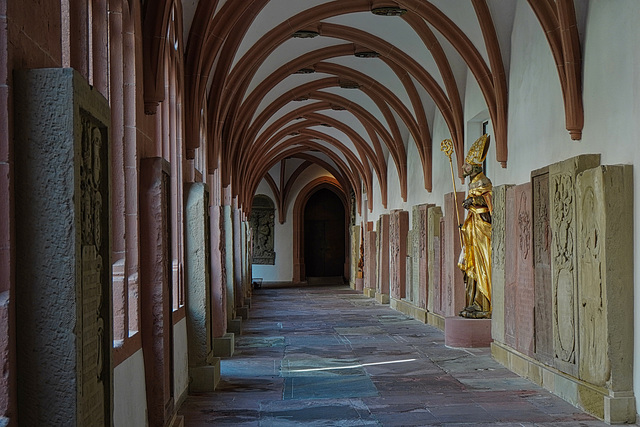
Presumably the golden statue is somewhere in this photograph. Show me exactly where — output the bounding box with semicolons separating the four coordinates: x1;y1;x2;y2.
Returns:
458;135;493;319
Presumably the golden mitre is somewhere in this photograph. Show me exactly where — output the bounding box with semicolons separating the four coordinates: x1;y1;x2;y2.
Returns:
465;134;490;166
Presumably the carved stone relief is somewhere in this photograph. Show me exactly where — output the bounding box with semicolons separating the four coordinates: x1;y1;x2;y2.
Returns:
533;170;553;365
250;195;275;265
79;112;109;426
551;172;576;366
576;182;607;386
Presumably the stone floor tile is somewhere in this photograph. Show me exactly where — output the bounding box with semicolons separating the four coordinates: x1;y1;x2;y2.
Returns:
179;284;611;426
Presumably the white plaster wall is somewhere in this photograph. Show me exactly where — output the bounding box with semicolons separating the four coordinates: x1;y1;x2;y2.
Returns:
113;349;148;427
252;164;334;281
173;317;189;406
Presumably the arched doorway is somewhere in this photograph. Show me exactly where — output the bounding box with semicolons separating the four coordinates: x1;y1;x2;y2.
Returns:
304;188;346;278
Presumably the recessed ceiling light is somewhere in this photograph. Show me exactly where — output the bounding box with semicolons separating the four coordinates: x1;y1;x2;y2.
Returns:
355;51;380;58
292;30;319;38
295;67;316;74
371;6;407;16
339;80;361;89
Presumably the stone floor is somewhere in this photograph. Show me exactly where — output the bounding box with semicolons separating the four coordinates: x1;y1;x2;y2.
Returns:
179;283;615;426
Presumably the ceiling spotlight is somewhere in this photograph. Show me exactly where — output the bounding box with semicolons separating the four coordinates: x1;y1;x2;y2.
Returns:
292;30;319;38
371;6;407;16
355;50;380;58
339;80;361;89
295;67;316;74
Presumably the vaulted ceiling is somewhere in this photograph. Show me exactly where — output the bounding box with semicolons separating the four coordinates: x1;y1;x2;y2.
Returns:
143;0;584;214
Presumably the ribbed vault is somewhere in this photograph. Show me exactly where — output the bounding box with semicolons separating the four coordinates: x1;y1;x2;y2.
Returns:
143;0;584;216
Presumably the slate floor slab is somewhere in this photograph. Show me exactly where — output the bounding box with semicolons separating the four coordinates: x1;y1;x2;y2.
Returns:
179;283;615;426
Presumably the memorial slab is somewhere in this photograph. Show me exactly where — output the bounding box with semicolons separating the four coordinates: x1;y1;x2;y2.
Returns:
15;68;112;426
490;184;512;345
549;154;600;377
576;165;634;423
389;210;408;300
442;192;465;317
427;206;442;314
532;167;553;366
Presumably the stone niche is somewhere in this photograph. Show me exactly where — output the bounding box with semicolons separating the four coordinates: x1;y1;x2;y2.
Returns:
492;155;635;424
14;69;112;426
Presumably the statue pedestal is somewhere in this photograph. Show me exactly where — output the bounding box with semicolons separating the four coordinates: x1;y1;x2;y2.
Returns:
444;316;492;348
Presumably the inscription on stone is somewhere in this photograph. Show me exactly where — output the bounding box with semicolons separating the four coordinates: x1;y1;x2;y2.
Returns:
551;172;576;366
79;112;108;426
533;170;553;365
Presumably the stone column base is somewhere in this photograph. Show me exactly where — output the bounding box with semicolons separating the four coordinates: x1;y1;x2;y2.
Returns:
228;318;243;335
189;359;221;392
363;287;376;298
375;292;390;304
390;298;428;323
427;312;445;331
212;333;235;357
237;306;249;320
444;316;492;348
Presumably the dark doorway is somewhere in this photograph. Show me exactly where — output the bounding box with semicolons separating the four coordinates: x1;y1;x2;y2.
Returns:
304;188;346;277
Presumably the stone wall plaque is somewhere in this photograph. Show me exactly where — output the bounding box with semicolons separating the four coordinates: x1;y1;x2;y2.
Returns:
364;230;377;290
532;167;553;365
577;165;633;393
249;195;275;265
491;184;512;344
504;184;534;356
377;215;390;296
427;207;443;313
15;69;112;426
443;192;465;316
418;204;431;310
389;210;408;299
549;154;600;376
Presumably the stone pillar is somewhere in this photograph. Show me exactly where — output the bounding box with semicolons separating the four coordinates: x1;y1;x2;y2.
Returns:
223;196;236;323
427;206;443;315
209;204;227;338
184;183;220;392
442;192;465;317
14;68;112;426
389;210;408;300
376;214;390;303
139;157;174;427
232;202;244;312
363;230;377;297
576;165;634;423
209;203;233;357
549;154;600;377
490;184;513;345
